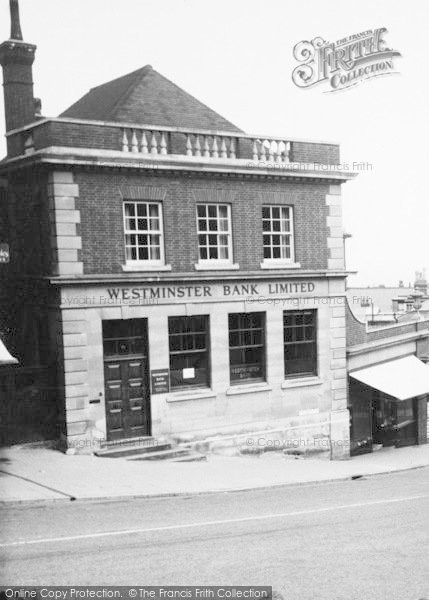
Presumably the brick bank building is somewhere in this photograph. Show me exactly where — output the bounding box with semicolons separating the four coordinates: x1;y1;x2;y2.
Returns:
0;2;356;457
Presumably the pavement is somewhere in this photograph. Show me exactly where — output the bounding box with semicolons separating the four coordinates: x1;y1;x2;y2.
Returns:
1;442;429;503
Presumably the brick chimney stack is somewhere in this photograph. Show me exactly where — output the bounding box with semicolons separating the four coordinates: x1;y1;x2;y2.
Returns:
0;0;37;132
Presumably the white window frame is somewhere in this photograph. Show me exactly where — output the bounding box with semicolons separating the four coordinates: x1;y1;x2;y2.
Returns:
123;200;166;268
196;203;235;268
261;205;297;268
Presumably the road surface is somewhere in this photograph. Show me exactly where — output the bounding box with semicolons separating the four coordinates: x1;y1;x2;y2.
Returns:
1;468;428;599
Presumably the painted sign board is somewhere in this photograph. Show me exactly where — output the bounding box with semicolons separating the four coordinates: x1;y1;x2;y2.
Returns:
151;369;170;394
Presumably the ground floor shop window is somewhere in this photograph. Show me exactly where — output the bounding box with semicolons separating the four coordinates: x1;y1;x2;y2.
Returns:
283;310;317;377
229;312;265;384
168;316;210;389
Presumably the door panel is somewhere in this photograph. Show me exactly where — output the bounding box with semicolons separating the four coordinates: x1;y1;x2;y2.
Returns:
103;319;150;441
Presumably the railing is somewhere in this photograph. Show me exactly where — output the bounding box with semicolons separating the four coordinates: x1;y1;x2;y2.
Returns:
120;127;291;162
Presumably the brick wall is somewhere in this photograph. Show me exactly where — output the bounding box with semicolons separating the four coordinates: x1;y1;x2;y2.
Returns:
292;141;340;165
74;171;331;275
5;172;52;277
346;299;368;347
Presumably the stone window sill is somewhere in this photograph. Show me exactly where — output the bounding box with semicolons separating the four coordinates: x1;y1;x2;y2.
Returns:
122;263;172;272
166;388;216;403
226;382;272;396
260;261;301;270
281;376;322;390
194;262;240;271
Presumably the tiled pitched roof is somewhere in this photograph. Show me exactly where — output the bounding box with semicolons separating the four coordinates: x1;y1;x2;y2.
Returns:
60;65;242;132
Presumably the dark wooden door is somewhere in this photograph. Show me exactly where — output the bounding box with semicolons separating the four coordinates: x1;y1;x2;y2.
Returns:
103;319;150;441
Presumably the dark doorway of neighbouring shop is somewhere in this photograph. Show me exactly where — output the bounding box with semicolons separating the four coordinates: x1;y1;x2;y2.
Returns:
372;393;417;448
102;319;151;441
349;378;418;456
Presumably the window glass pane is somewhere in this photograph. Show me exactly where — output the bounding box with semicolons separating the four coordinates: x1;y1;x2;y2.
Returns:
149;204;159;217
124;204;133;217
150;246;160;260
138;247;148;260
281;207;290;220
169;318;181;334
229;314;239;329
219;246;229;259
218;205;228;218
136;204;147;217
281;220;290;233
208;205;217;218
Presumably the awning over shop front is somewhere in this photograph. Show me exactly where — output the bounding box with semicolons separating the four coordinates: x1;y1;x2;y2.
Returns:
0;338;18;365
350;355;429;401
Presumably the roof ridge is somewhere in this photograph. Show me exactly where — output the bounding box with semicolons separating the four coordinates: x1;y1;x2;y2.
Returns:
106;65;152;120
145;68;243;133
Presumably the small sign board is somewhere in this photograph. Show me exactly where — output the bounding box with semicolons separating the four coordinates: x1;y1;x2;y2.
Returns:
183;367;195;380
0;244;9;264
151;368;170;394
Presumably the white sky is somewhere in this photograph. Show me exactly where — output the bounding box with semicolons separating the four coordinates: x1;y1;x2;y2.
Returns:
0;0;427;287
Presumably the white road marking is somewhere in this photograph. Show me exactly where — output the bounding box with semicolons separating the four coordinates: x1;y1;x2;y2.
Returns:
1;494;428;548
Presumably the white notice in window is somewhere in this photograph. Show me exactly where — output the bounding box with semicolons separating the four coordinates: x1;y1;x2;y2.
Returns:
183;368;195;379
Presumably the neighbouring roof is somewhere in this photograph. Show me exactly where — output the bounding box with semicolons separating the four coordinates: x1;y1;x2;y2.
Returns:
347;287;415;321
60;65;243;132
